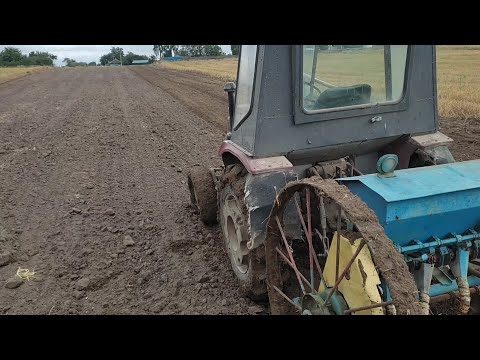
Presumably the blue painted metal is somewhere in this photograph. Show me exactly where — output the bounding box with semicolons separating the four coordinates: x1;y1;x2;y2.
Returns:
341;159;480;246
379;277;392;301
430;276;480;297
456;250;470;280
404;253;430;262
397;233;480;254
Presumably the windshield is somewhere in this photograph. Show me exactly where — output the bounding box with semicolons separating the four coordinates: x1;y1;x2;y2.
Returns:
302;45;409;112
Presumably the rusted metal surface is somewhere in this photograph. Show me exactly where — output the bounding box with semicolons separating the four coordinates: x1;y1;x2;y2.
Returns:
273;285;302;311
430;287;479;304
306;189;314;288
293;197;326;286
275;215;306;294
275;247;316;293
468;264;480;278
335;207;342;284
343;300;394;315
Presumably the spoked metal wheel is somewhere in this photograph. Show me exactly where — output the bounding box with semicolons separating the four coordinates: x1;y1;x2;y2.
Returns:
265;178;423;315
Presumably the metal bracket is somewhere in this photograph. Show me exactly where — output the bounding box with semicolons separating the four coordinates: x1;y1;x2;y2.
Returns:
451;249;470;279
414;263;434;294
433;266;454;285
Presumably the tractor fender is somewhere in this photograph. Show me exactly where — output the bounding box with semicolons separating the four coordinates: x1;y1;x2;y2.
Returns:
219;140;293;175
244;170;301;250
218;140;301;249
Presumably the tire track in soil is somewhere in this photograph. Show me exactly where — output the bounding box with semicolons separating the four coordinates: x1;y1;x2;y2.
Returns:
128;66;229;132
439;117;480;161
0;67;266;315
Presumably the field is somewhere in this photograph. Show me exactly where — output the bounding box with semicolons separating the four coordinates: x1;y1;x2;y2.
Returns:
0;66;48;84
0;48;479;314
156;58;238;81
436;46;480;119
0;66;261;315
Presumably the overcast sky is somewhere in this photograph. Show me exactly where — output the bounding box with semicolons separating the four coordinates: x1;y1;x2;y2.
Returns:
0;45;232;66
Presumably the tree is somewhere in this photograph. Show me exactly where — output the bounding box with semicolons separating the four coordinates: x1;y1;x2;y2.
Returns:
88;62;97;66
99;46;125;65
110;47;124;60
0;47;25;66
176;46;190;57
63;58;82;67
231;45;240;56
175;45;224;57
26;51;57;66
122;51;149;65
153;45;160;58
153;45;178;58
0;47;57;67
204;45;224;56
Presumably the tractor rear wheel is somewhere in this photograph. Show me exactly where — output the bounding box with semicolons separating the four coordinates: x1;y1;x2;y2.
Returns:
219;164;267;300
187;167;218;225
265;178;423;315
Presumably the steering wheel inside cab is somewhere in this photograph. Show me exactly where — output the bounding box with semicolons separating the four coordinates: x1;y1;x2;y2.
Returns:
304;78;372;111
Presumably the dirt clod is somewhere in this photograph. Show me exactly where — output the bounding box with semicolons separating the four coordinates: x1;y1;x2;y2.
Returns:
198;274;210;283
123;235;135;247
248;305;264;314
0;252;12;267
18;254;29;262
76;278;90;291
5;277;23;289
73;290;84;300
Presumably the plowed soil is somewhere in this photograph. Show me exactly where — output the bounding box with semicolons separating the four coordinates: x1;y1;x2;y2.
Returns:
0;66;265;315
0;66;478;315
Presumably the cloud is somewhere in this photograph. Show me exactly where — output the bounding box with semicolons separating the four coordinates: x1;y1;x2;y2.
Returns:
0;45;232;66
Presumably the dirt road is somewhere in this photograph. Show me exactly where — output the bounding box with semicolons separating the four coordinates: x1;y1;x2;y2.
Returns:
0;66;266;315
0;66;478;315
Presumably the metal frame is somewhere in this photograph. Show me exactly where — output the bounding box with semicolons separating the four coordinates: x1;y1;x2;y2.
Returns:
233;45;260;131
294;45;412;123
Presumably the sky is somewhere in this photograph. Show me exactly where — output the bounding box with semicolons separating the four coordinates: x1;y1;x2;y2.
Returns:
0;45;232;66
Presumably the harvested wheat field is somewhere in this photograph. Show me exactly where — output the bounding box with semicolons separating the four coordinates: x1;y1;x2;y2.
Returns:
0;47;479;315
0;66;49;84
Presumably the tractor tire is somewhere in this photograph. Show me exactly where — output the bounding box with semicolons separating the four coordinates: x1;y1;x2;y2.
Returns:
187;167;218;225
219;164;267;301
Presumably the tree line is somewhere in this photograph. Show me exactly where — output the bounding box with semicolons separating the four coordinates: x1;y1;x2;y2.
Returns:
0;47;57;67
99;47;156;66
1;45;241;68
62;58;96;67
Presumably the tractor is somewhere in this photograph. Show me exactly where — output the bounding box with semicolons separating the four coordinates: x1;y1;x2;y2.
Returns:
187;45;480;315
